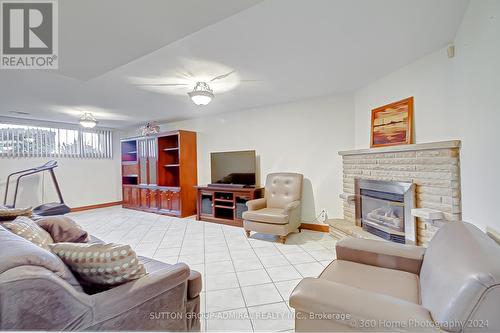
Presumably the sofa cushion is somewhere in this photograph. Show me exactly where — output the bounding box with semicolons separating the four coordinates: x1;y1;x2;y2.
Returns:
0;206;32;221
36;216;89;243
320;259;420;304
243;208;289;224
140;256;202;299
0;225;83;291
50;242;146;286
3;216;54;250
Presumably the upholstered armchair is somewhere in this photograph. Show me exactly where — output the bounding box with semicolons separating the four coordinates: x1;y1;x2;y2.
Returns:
290;222;500;332
242;173;303;243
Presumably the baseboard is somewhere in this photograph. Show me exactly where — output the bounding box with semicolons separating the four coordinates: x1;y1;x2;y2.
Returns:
70;201;123;212
300;222;330;233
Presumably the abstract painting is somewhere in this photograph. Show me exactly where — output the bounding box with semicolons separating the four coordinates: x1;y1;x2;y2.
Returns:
370;97;414;147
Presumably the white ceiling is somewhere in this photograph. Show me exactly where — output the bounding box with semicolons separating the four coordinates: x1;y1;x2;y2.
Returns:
0;0;469;129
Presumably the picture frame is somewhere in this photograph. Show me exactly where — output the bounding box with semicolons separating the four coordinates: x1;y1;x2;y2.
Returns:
370;97;414;148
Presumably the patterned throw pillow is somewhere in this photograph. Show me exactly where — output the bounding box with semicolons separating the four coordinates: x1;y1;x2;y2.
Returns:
0;206;32;221
49;243;147;286
3;216;54;250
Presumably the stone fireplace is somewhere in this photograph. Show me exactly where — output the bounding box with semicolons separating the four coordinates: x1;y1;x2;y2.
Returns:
338;140;461;246
357;179;416;244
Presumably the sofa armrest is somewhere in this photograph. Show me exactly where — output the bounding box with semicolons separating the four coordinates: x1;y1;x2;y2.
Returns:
246;198;267;211
284;200;301;214
92;263;190;323
188;270;202;299
290;277;437;332
335;238;425;274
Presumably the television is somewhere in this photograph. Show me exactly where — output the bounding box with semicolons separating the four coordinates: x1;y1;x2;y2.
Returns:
210;150;256;187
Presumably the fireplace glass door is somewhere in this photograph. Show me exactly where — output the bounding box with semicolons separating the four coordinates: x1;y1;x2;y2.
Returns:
360;189;405;235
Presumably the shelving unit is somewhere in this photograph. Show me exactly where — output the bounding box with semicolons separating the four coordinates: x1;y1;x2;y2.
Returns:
121;130;197;217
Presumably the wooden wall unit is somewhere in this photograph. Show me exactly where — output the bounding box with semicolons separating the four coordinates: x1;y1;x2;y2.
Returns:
121;130;197;217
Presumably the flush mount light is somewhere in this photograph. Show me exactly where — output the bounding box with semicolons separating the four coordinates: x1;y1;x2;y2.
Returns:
187;82;214;106
79;112;97;128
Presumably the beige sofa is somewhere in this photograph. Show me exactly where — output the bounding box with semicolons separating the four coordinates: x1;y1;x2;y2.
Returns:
290;221;500;332
243;173;303;243
0;224;201;331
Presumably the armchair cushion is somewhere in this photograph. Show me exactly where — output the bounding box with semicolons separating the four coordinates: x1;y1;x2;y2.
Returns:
246;198;267;211
290;278;435;332
320;260;420;304
336;237;426;275
243;208;289;224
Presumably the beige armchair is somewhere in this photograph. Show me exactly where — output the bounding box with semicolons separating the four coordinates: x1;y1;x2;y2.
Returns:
290;221;500;332
243;173;303;243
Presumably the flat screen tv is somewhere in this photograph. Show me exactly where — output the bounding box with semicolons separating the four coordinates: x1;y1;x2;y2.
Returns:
210;150;256;187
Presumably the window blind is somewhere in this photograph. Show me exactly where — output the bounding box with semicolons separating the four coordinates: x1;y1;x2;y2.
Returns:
0;123;113;159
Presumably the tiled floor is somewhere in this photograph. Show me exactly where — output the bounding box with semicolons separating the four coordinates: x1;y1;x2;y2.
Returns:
70;207;338;332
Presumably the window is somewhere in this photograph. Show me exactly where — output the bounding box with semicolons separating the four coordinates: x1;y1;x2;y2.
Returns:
0;123;113;159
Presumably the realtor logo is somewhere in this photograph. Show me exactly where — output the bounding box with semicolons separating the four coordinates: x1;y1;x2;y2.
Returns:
1;0;58;69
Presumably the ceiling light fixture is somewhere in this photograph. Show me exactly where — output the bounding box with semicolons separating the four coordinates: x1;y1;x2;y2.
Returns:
187;82;214;106
79;112;98;128
141;122;160;136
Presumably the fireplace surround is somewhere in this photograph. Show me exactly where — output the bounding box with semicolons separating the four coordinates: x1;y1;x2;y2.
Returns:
338;140;461;246
356;179;416;244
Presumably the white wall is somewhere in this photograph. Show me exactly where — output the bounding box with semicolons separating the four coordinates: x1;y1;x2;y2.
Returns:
353;0;500;231
128;94;355;220
0;133;122;209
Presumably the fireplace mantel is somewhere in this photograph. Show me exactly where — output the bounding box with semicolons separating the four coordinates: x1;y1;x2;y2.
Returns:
339;140;461;156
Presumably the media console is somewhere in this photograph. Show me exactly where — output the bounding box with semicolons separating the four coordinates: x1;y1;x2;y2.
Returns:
195;186;263;227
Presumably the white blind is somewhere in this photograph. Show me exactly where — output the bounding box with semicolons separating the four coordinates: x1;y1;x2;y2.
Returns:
0;123;113;159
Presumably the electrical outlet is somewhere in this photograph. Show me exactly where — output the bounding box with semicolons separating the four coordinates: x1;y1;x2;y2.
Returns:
319;209;328;223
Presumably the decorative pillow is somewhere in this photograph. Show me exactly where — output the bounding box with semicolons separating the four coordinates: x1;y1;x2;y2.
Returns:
49;243;147;286
0;206;32;221
3;216;54;250
36;216;89;243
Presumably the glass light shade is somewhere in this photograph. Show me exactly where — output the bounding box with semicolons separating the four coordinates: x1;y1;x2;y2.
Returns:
188;82;214;106
190;93;213;106
79;113;97;128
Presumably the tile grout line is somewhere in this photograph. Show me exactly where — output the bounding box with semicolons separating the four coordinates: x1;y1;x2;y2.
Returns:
245;233;296;316
220;226;255;332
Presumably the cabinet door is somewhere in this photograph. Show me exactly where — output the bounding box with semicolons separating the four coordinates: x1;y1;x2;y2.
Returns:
170;190;181;214
138;140;148;184
123;187;132;206
131;187;140;207
147;138;158;185
139;188;149;208
159;190;171;212
200;192;214;217
149;189;158;210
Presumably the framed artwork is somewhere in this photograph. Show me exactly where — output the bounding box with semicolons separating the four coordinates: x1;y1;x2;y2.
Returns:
370;97;414;148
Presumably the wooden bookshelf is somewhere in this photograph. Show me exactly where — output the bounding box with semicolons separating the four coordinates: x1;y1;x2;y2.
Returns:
120;130;197;217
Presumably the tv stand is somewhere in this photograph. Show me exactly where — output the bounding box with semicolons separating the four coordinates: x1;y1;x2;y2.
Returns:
195;186;263;227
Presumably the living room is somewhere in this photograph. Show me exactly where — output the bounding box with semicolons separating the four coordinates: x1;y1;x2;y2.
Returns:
0;0;499;332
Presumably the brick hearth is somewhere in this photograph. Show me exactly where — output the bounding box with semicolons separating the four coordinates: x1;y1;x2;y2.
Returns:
338;140;461;246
